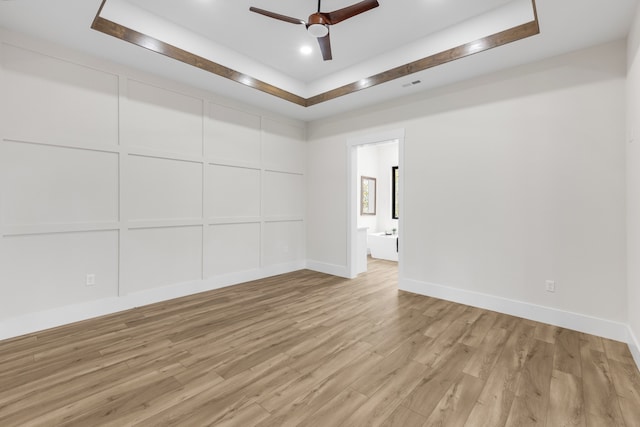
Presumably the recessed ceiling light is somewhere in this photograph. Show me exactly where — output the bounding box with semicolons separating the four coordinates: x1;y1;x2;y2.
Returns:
300;46;313;56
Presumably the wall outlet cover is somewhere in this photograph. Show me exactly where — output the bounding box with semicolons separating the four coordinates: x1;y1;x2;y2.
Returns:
86;274;96;286
545;280;555;292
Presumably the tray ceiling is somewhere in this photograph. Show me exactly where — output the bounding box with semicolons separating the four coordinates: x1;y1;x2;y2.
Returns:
0;0;637;121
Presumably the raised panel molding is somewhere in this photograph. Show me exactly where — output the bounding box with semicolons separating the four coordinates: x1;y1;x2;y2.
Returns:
205;223;261;277
205;103;261;165
263;220;305;266
207;164;261;219
0;230;119;320
1;140;119;227
2;43;119;147
262;118;306;174
122;79;204;156
263;171;305;218
123;226;203;294
126;154;203;222
0;35;306;334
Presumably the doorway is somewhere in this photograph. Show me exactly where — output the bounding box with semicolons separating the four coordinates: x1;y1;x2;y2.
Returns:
346;129;405;279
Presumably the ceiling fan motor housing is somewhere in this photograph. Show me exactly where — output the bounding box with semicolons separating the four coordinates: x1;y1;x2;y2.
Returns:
308;13;329;26
307;13;329;37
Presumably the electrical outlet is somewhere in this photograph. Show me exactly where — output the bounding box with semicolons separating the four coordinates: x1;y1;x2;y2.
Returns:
86;274;96;286
545;280;555;293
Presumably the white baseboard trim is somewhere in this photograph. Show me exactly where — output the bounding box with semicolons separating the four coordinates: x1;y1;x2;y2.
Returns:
4;265;638;374
400;277;629;343
628;326;640;371
305;260;350;278
0;261;305;341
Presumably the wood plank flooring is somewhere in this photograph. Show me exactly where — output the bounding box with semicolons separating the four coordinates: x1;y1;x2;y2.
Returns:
1;258;639;426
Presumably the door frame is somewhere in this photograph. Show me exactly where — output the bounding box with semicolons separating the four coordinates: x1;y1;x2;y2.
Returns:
346;128;405;278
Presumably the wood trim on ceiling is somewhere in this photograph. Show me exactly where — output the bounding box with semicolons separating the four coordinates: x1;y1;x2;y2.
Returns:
91;0;540;108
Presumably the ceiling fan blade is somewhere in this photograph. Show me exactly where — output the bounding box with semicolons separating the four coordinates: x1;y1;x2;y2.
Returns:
317;33;332;61
323;0;379;25
249;7;305;25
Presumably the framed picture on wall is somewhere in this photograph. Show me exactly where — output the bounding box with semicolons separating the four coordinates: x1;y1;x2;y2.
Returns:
361;176;376;215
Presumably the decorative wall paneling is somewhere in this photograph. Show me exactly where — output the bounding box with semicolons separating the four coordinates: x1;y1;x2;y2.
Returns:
0;231;120;319
2;44;119;147
124;226;203;294
1;140;119;232
0;41;306;325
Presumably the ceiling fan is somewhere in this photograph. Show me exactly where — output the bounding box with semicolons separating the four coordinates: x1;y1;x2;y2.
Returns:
249;0;380;61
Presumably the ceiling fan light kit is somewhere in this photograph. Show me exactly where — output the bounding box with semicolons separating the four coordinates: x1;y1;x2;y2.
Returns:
308;24;329;38
249;0;380;61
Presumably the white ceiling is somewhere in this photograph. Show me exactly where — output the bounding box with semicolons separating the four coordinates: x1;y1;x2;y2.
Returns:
126;0;514;83
0;0;637;122
98;0;534;98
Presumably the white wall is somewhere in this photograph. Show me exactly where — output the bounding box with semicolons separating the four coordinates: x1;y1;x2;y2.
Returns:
376;143;399;233
356;142;399;234
356;144;379;232
0;26;635;366
626;5;640;366
307;40;628;340
0;31;306;333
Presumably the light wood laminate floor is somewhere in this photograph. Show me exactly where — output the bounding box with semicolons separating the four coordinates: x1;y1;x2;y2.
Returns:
1;259;639;426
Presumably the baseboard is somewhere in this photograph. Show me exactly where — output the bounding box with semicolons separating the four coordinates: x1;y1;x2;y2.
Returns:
628;326;640;371
305;260;350;278
4;266;637;371
0;261;305;341
400;277;629;343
